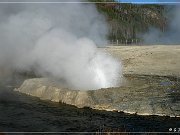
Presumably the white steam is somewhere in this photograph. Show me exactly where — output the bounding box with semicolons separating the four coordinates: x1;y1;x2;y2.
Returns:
0;3;122;90
141;6;180;45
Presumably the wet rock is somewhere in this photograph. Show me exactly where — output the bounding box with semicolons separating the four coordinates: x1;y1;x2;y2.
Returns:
15;77;180;117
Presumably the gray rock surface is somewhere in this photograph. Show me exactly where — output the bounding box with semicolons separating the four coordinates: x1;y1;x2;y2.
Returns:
15;77;180;117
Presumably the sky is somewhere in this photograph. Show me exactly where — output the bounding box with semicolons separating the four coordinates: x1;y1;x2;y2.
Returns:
116;0;179;4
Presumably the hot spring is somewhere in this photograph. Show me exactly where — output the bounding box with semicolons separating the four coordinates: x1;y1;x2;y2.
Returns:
0;2;122;90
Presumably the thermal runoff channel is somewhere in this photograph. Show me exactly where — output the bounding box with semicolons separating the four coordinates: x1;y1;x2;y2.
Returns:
0;2;122;90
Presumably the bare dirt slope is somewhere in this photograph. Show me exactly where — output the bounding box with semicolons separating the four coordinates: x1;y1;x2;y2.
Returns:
105;45;180;77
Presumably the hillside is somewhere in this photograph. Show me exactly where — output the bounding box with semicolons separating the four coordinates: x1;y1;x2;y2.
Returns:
91;1;167;44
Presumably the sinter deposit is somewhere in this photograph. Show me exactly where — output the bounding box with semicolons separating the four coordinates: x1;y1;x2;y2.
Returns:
15;77;180;117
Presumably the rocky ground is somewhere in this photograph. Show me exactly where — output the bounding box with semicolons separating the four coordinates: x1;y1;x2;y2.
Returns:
1;87;179;132
15;75;180;117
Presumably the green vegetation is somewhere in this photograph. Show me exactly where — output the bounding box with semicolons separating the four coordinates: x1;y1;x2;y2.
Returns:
89;1;167;44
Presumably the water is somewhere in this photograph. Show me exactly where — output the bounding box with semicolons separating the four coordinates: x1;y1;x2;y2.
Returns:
0;75;180;133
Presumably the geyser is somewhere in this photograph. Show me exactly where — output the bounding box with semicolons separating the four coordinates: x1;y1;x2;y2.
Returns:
0;2;122;90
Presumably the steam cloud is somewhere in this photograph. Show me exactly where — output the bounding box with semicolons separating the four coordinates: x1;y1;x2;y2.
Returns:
0;2;122;90
141;6;180;45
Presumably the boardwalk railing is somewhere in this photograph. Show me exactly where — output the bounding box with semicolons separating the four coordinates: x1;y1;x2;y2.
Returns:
109;39;142;45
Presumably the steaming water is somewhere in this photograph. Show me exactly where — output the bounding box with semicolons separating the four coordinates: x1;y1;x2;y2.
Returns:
0;3;122;90
94;67;107;88
87;54;121;90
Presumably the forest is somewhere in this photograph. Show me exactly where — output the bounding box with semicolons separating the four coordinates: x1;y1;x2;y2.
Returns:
91;0;168;44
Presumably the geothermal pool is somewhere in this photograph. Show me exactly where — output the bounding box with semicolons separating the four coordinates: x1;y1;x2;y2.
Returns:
1;45;180;132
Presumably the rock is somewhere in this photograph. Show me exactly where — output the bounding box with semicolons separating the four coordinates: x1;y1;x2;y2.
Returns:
15;77;180;117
